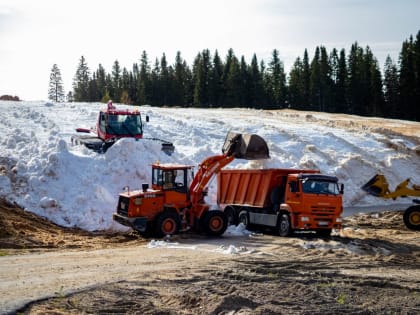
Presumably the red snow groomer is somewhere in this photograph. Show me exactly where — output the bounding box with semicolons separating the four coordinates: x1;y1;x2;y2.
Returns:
71;101;174;154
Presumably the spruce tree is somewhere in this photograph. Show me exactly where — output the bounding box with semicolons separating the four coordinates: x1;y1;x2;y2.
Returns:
267;49;287;108
249;54;264;108
224;49;241;107
288;57;305;109
335;49;348;113
72;56;91;102
48;64;65;102
137;51;151;105
310;47;322;111
209;50;224;107
112;60;122;102
383;55;399;118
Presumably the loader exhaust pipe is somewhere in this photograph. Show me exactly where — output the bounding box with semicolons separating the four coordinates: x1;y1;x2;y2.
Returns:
222;132;270;160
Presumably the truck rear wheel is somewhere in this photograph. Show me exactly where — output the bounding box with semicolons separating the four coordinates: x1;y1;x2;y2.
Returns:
403;206;420;231
224;206;237;226
201;211;228;236
278;213;292;237
155;212;180;237
238;211;250;228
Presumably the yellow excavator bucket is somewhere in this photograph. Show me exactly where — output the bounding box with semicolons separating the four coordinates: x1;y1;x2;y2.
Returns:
361;174;391;197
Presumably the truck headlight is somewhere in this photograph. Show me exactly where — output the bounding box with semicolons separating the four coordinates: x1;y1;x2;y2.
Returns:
301;216;310;222
336;217;342;223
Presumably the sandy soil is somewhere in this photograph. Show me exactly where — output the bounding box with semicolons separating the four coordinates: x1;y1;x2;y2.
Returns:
1;199;420;315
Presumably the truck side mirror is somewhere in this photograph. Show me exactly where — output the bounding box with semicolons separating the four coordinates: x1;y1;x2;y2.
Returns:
145;115;149;122
340;183;344;194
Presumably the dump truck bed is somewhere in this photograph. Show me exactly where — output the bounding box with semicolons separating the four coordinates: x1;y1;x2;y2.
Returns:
217;168;319;208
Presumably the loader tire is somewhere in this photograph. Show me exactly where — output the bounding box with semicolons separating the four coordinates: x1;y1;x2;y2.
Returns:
155;212;180;237
201;211;228;236
403;206;420;231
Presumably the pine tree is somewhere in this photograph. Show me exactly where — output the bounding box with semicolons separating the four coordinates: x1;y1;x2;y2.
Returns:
302;49;311;109
249;54;264;108
95;64;107;102
267;49;287;108
335;49;348;113
383;55;399;118
137;51;151;105
173;51;186;105
112;60;122;102
310;47;322;111
72;56;91;102
48;64;65;102
209;50;224;107
223;49;241;107
239;55;251;106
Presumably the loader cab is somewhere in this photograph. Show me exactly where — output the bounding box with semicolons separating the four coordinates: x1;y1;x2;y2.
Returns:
151;164;194;195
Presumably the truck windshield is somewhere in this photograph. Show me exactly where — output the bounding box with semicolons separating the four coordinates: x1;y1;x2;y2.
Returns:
106;114;142;136
302;180;340;195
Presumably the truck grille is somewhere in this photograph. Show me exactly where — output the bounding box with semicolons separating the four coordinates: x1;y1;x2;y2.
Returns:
117;196;130;216
311;206;336;216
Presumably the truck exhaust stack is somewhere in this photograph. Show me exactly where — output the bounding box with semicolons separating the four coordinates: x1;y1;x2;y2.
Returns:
222;132;270;160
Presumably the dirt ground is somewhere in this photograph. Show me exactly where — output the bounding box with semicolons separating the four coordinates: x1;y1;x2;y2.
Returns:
1;199;419;314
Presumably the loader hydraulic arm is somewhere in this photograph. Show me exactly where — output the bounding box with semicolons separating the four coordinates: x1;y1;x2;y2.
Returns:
189;132;270;206
362;174;420;199
189;154;235;205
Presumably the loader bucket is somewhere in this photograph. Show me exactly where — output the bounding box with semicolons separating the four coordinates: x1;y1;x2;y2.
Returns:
361;174;390;197
222;132;269;160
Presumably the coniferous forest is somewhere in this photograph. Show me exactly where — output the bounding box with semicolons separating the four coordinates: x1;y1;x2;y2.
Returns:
63;31;420;121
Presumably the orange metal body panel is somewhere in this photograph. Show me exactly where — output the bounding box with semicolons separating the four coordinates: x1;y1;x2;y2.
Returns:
217;168;319;207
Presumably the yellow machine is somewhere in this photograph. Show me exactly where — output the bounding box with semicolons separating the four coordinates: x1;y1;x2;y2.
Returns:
362;174;420;230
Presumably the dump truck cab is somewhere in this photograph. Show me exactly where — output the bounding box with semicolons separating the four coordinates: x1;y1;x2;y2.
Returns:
218;168;343;237
283;173;343;233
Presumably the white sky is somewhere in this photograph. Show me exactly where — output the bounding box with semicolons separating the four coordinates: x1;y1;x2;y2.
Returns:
1;0;419;100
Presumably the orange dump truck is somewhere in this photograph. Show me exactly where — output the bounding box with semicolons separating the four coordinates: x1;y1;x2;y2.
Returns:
217;168;344;236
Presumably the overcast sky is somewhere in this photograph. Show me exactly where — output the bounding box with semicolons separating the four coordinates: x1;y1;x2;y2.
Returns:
1;0;419;101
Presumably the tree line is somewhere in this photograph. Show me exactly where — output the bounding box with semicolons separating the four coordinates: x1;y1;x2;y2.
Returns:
49;30;420;121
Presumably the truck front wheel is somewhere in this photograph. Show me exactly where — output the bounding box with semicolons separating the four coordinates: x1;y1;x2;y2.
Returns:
201;211;228;236
403;206;420;231
278;213;292;237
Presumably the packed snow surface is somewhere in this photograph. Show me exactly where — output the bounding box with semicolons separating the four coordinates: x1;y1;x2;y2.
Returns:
0;101;419;233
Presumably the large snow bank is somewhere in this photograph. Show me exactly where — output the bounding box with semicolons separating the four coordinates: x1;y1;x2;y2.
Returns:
0;100;418;231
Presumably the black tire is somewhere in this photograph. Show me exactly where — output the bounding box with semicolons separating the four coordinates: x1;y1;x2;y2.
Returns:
224;206;237;226
155;212;180;237
403;206;420;231
238;211;250;228
278;213;292;237
316;229;332;237
201;211;228;236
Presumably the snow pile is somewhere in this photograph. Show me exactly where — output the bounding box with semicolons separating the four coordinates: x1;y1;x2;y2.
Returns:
0;100;419;232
